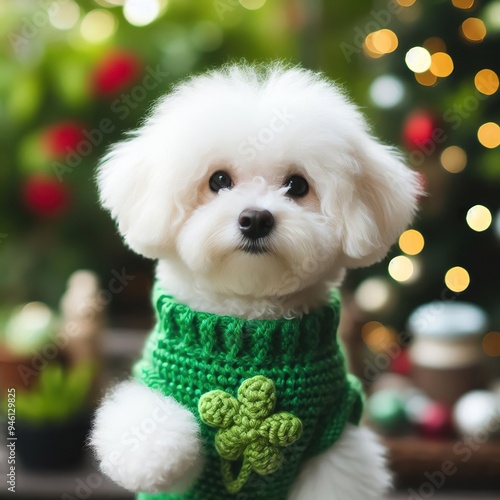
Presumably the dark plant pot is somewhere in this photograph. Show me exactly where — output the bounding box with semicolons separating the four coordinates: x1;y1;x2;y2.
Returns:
16;411;92;471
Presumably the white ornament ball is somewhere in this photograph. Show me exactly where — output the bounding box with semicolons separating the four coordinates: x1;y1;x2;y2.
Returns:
453;391;500;437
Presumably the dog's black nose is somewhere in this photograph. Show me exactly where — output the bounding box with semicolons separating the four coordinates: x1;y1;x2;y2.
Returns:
238;209;274;240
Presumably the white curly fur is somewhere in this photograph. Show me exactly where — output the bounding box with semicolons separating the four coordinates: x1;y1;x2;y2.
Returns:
89;381;202;493
288;424;393;499
93;63;420;496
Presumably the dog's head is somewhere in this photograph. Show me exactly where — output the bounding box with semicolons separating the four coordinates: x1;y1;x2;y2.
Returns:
98;64;420;298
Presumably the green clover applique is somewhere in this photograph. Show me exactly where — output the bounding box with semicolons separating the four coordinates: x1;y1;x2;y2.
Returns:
198;375;303;494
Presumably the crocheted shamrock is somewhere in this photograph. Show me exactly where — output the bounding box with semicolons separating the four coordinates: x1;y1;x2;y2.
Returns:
198;375;303;494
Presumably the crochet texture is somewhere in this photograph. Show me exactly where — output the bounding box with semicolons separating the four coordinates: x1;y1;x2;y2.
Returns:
134;283;363;500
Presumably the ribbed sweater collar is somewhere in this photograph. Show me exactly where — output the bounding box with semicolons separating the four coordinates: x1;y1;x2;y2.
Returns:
153;283;341;363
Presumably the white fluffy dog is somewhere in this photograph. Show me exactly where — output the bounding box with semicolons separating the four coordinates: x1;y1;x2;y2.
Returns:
91;64;420;499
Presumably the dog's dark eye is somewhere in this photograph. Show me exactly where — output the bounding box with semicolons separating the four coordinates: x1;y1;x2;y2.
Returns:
209;171;233;193
284;175;309;197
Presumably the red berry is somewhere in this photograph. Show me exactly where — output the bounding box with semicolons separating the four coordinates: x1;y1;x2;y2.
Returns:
43;122;85;158
403;111;435;150
22;176;70;217
92;51;142;96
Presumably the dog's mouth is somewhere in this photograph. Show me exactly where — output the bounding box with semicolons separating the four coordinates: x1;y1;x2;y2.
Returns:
239;239;270;255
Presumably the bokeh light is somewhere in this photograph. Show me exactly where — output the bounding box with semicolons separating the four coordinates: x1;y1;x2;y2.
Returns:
461;18;487;42
397;0;416;5
239;0;267;9
445;267;470;293
415;70;437;86
405;47;432;73
369;75;405;108
80;10;116;44
123;0;162;27
440;146;467;173
474;69;499;95
363;38;384;59
478;122;500;148
355;278;393;312
483;1;500;33
372;29;399;54
466;205;492;232
399;229;425;255
424;37;447;54
49;0;81;30
452;0;475;8
364;30;398;58
362;321;398;354
483;331;500;357
388;255;414;282
430;52;454;77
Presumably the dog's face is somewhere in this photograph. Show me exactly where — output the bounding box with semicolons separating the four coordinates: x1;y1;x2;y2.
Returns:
98;65;420;299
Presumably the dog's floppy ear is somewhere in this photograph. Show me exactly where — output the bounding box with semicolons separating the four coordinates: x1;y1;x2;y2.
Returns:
97;128;179;259
340;134;421;269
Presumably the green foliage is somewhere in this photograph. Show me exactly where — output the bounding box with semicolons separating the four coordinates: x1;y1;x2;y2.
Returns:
15;362;95;422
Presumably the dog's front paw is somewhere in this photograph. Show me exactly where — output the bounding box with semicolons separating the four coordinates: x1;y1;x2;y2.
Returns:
90;380;203;493
288;424;392;500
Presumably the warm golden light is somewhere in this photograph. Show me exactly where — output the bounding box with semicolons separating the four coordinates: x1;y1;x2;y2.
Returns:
399;229;425;255
371;29;399;54
475;69;499;95
405;47;432;73
483;331;500;357
430;52;454;77
461;17;487;42
397;0;416;5
424;37;447;54
364;33;384;58
478;122;500;148
388;256;414;282
440;146;467;173
415;70;437;86
445;267;470;293
452;0;474;8
361;322;398;354
466;205;492;232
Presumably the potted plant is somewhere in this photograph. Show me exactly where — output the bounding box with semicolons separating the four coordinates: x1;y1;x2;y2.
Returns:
0;302;58;392
14;361;96;471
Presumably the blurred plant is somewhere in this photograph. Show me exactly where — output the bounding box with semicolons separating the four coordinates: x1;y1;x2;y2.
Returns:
3;301;59;355
15;362;95;422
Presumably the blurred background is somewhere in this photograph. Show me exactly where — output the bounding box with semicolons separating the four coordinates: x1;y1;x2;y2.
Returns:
0;0;499;498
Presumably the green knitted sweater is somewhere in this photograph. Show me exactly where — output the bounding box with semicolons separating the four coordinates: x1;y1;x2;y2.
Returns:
133;284;363;500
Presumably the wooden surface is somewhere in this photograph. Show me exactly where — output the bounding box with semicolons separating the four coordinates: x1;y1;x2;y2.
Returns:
385;436;500;491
